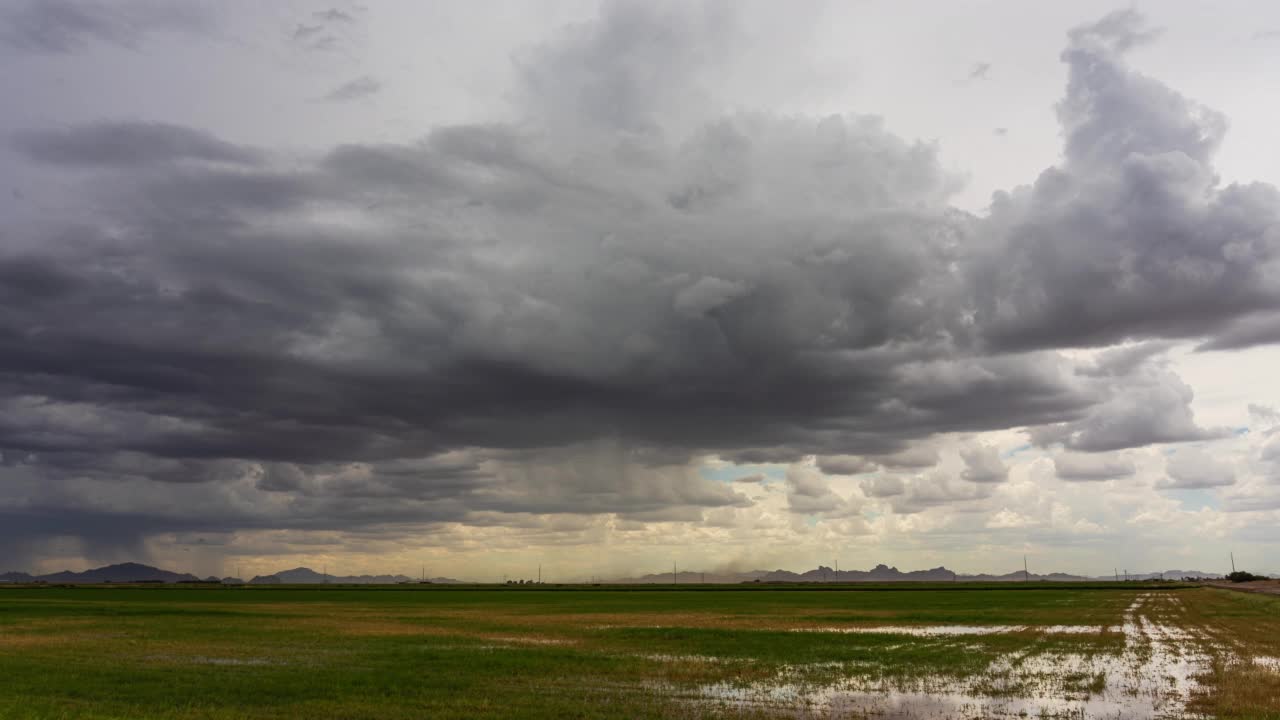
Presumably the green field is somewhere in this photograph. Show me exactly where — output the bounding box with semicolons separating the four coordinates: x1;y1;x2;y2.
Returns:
1;583;1277;719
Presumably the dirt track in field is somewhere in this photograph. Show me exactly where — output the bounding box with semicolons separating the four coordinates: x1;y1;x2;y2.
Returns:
1205;580;1280;596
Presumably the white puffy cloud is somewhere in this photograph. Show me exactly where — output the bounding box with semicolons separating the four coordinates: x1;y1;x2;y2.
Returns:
960;443;1008;484
1053;452;1136;482
860;474;906;499
987;508;1037;529
1157;447;1236;489
785;462;860;517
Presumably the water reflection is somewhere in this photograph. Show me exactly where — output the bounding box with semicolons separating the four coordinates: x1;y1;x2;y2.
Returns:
690;594;1215;719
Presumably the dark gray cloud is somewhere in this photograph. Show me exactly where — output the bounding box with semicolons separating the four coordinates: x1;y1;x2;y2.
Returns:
1196;313;1280;352
816;455;878;475
11;122;261;168
293;24;323;41
973;10;1280;352
314;9;355;24
288;5;363;54
871;445;941;470
2;5;1278;556
1079;341;1177;378
1029;342;1226;453
322;76;380;102
0;0;211;54
1028;367;1226;452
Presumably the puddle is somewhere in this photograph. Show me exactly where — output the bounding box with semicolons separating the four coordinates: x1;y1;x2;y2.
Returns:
797;625;1105;637
488;636;574;646
796;625;1026;637
1254;656;1280;671
147;655;280;666
699;684;1148;719
1042;625;1107;634
642;653;745;664
685;593;1214;719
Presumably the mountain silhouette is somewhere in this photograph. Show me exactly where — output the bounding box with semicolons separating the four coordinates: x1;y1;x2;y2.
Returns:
9;562;201;584
248;567;422;585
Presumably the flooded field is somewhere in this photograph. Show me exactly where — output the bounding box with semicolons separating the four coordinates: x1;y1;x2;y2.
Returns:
690;594;1211;718
0;584;1277;719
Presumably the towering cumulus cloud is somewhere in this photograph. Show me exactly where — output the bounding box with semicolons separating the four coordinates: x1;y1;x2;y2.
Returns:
1;3;1277;573
975;11;1280;351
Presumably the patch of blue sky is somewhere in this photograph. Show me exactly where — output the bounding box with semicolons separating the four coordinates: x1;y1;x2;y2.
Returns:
699;462;785;484
1002;443;1032;459
1169;488;1220;511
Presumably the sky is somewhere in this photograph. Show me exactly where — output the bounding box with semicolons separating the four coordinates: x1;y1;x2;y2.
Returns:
2;0;1280;581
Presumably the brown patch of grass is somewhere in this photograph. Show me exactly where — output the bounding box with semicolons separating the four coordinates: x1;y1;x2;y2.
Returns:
1192;660;1280;718
0;618;106;648
274;614;459;637
1175;589;1280;719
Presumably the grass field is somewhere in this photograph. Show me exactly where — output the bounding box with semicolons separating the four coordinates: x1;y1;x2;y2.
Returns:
1;583;1278;719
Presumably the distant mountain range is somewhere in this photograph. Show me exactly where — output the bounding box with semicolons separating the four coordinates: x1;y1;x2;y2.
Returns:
0;563;457;585
248;567;457;585
609;563;1231;584
0;562;201;584
0;561;1249;585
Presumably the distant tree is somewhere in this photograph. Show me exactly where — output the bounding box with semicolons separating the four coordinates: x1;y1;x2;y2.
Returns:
1227;571;1265;583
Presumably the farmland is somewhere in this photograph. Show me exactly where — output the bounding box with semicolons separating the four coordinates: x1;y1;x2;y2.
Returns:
1;583;1277;719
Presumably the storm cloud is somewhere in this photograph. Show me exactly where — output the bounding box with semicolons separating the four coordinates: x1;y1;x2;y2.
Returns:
1;2;1278;575
0;0;212;53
